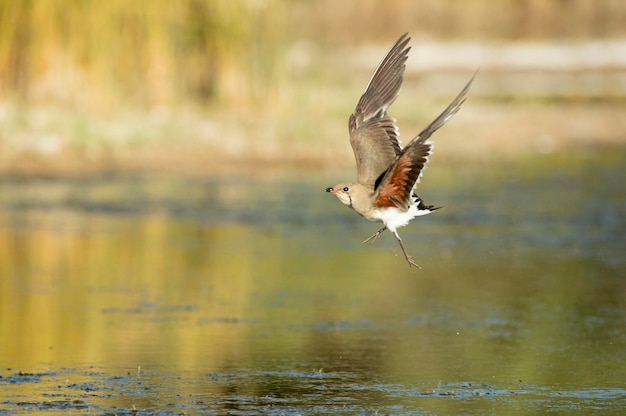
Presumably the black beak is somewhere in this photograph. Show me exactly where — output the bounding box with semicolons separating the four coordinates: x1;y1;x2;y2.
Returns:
325;187;333;193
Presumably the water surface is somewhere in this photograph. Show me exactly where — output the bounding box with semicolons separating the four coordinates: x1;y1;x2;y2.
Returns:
1;149;625;414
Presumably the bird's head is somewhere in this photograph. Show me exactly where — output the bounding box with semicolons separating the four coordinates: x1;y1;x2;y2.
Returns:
325;183;356;208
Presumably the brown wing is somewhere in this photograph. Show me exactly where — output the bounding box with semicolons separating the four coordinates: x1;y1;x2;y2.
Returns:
349;33;410;189
374;74;476;210
375;141;433;210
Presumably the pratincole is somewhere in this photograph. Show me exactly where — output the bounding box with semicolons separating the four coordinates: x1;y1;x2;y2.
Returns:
326;33;475;268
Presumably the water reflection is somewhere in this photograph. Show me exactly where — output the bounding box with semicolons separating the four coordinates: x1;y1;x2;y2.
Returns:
1;150;625;414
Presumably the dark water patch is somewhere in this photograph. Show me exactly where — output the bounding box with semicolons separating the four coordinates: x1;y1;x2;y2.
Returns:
315;319;372;332
197;316;259;325
0;371;57;384
1;367;625;414
2;399;93;413
101;302;199;315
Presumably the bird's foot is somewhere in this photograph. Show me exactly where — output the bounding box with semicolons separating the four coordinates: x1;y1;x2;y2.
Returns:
404;254;422;269
362;226;387;244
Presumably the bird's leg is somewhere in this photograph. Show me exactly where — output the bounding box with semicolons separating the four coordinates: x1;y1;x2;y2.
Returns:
392;231;421;269
362;226;387;244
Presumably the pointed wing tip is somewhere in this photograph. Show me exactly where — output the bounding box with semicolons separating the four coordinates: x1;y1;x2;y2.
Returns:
353;33;413;123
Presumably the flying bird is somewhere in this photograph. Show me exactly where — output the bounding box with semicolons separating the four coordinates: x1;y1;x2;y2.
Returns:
325;33;474;268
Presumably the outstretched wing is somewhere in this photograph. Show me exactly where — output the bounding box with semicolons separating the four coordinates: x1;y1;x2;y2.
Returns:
349;33;410;189
374;74;475;210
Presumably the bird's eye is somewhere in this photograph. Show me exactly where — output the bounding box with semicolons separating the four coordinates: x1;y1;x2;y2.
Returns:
325;187;333;192
343;187;349;192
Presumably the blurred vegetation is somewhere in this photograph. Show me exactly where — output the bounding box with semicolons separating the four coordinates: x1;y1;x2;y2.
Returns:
0;0;625;172
290;0;626;43
0;0;286;110
1;0;625;110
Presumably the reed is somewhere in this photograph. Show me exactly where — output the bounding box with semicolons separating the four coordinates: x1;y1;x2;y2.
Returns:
0;0;286;112
1;1;624;112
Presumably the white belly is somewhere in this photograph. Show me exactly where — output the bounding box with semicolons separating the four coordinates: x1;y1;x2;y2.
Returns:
373;203;433;232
